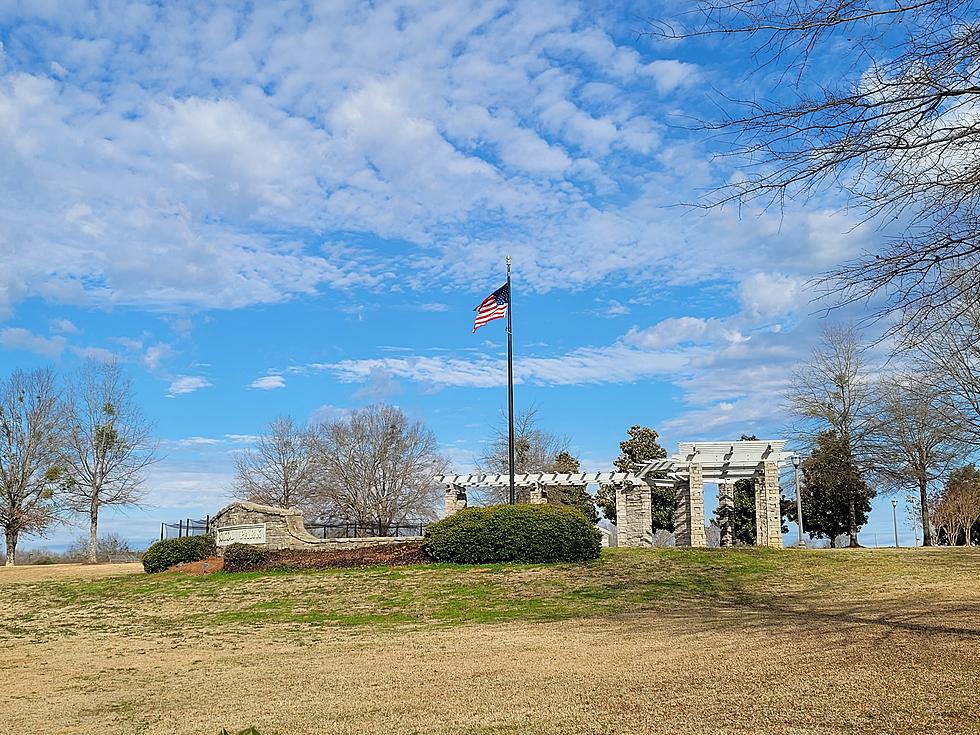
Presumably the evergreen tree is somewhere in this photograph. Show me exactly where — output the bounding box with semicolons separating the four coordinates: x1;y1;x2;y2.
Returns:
786;431;872;547
549;451;598;524
597;425;672;531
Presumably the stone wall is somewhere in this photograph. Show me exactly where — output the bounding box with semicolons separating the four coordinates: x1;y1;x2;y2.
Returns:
210;501;422;554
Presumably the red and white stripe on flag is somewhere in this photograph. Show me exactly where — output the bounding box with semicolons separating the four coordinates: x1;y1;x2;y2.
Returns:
472;284;509;332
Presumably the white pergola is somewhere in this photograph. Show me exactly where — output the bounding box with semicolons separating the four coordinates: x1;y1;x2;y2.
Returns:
436;440;787;549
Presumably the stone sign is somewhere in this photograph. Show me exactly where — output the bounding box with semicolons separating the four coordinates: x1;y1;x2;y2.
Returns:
209;501;423;554
216;523;267;547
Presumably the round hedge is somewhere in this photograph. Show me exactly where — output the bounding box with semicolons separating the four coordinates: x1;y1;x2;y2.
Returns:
423;504;601;564
142;534;217;573
222;543;270;573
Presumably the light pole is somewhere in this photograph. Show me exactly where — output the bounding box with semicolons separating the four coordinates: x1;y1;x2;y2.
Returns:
891;498;900;548
792;454;805;548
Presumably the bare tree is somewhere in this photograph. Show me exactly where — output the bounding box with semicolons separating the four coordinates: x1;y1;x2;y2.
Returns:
912;299;980;447
232;415;320;516
59;361;156;564
313;405;446;533
932;466;980;545
655;1;980;333
0;368;64;566
866;375;966;546
786;325;876;546
477;406;570;504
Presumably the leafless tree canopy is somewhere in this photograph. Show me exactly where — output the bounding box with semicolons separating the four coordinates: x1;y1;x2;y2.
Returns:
912;299;980;447
59;360;157;563
477;406;571;504
232;415;321;515
656;1;980;333
785;325;876;545
865;374;967;546
314;405;447;531
0;368;64;566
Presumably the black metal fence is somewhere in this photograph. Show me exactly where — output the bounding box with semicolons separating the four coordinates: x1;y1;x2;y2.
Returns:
160;517;210;540
302;522;428;539
158;517;427;541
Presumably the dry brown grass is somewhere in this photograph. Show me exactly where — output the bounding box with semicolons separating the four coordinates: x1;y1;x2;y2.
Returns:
2;549;978;735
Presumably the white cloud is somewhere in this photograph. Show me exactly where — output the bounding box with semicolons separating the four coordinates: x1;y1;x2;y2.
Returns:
49;318;79;334
739;272;804;319
166;375;212;397
625;317;745;350
642;60;700;94
143;343;174;371
70;345;118;362
249;374;286;390
0;327;66;357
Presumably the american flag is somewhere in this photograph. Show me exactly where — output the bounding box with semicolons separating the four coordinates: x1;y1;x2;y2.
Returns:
472;283;509;333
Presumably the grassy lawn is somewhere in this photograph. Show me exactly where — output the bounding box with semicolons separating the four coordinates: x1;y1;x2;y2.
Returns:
2;548;979;734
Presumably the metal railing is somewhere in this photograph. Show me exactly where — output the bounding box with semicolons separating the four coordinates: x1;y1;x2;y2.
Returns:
160;517;210;540
303;522;427;538
158;516;427;541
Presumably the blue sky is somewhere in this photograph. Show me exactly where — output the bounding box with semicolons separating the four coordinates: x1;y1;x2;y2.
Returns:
0;0;921;550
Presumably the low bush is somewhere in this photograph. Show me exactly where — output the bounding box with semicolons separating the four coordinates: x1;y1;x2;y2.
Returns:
222;543;270;573
423;504;601;564
142;535;217;573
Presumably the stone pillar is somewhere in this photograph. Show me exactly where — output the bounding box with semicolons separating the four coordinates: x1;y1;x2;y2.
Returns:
754;471;767;546
674;464;706;548
618;482;654;548
529;483;547;505
754;462;783;548
718;482;735;547
444;485;467;517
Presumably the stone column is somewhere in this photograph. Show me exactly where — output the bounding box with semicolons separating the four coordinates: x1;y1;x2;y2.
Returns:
618;482;654;548
718;482;735;547
674;464;706;548
762;461;783;548
754;471;767;546
529;483;547;505
444;485;467;517
753;462;783;548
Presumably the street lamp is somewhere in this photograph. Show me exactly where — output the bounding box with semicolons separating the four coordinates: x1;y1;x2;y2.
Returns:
792;454;805;548
891;498;900;548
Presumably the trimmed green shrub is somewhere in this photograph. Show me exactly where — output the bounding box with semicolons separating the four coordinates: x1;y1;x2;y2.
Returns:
142;535;217;573
222;543;270;573
423;504;601;564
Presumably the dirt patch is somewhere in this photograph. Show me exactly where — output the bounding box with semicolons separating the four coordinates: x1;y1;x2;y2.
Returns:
267;541;428;570
0;562;144;585
167;556;224;574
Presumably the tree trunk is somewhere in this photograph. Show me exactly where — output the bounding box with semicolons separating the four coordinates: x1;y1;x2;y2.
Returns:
4;527;17;566
918;478;933;547
88;500;99;564
848;488;860;547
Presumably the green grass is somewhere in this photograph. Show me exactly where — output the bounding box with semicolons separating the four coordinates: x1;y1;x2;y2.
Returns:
2;547;976;642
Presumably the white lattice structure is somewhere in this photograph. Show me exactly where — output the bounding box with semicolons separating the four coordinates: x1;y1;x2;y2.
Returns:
436;440;787;549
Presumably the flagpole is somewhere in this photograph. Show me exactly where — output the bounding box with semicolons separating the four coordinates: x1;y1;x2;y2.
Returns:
506;255;516;505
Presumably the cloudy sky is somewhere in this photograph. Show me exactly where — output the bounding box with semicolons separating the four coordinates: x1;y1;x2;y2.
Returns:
0;1;915;549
